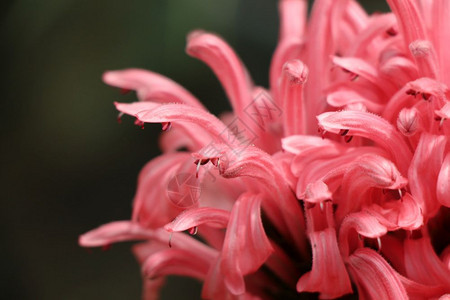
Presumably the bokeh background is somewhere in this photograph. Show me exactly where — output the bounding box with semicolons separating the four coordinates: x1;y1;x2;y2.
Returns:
2;1;389;299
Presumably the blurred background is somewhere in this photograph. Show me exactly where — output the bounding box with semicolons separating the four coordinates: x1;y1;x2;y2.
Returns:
1;0;388;299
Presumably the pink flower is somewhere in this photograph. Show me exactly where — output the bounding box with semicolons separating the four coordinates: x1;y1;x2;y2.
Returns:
80;0;450;298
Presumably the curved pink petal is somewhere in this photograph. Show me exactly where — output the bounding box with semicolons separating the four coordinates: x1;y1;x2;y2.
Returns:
132;242;168;300
131;153;192;228
220;194;273;295
103;69;205;108
384;77;448;123
304;180;332;204
79;221;154;247
326;83;384;113
397;107;422;136
347;248;408;300
339;211;387;258
317;110;412;173
279;59;308;136
186;31;253;120
142;248;215;280
270;0;307;100
408;133;447;218
297;228;352;298
115;102;234;146
281;135;338;155
386;0;437;78
368;193;423;231
432;0;450;85
208;145;307;255
400;273;449;299
404;235;450;287
164;207;230;232
337;154;408;219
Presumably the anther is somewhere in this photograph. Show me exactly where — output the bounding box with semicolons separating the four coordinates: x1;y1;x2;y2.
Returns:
189;226;198;235
196;159;202;179
377;237;382;252
120;88;132;95
134;119;145;129
168;233;173;248
161;122;172;131
339;129;349;136
386;26;398;36
406;89;417;96
344;135;353;143
117;112;124;124
421;93;431;101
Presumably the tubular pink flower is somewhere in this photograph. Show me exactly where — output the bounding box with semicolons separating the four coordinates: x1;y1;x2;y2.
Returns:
270;0;307;101
280;59;308;136
437;153;450;207
297;227;352;298
408;133;447;218
347;248;408;300
103;69;205;109
220;193;273;295
404;234;450;288
317;110;412;173
82;0;450;298
164;207;230;233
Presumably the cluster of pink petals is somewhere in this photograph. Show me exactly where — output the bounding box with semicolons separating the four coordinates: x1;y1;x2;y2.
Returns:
80;0;450;298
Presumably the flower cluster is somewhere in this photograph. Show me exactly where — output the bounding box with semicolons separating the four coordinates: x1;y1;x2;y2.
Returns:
80;0;450;299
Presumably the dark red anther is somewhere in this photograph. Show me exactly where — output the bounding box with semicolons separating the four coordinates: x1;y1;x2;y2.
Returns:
406;89;417;96
188;226;198;235
117;116;122;124
318;127;326;139
210;157;219;166
134;119;145;129
386;27;398;36
168;233;173;248
161;122;172;131
339;129;349;136
102;244;112;252
409;229;423;240
344;135;353;143
193;158;210;165
120;88;132;95
305;202;316;209
421;93;431;101
349;73;359;81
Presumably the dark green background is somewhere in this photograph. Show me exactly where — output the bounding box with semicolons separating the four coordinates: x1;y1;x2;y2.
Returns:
2;1;388;299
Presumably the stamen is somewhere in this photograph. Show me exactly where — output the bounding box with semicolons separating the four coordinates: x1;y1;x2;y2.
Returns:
196;159;202;179
318;127;327;139
377;237;382;252
406;89;417;96
344;135;353;143
168;232;173;248
421;93;431;101
386;26;398;36
134;119;145;129
120;88;132;95
102;244;111;252
319;201;324;212
339;129;349;136
117;112;124;124
161;122;172;131
188;226;198;235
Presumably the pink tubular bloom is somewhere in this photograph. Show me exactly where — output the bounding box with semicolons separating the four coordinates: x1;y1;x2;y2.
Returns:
80;0;450;298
